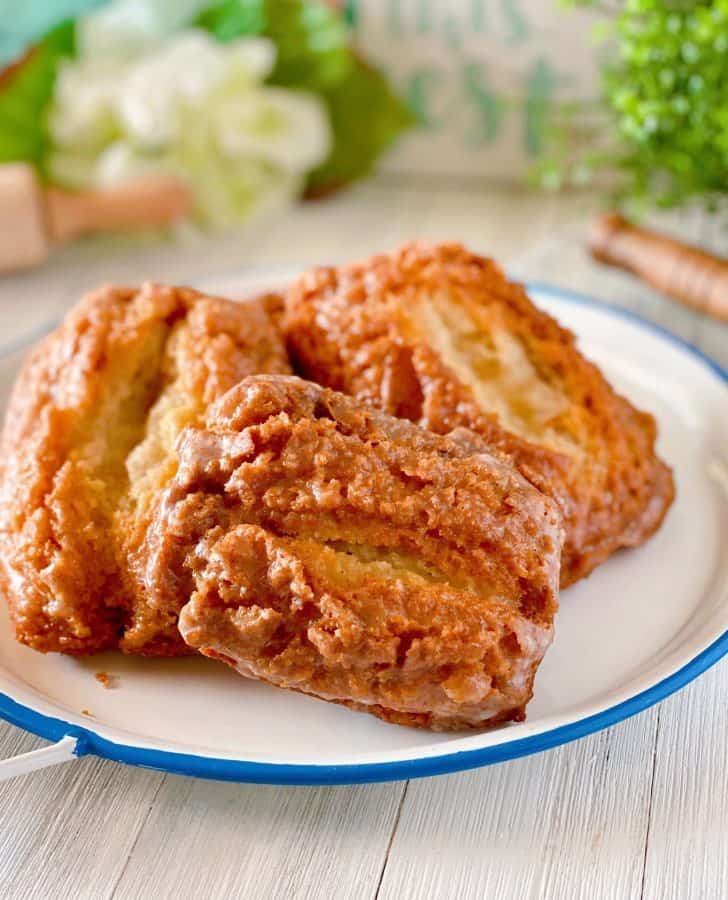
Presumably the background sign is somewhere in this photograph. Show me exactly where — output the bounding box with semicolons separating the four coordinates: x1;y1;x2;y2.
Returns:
349;0;602;178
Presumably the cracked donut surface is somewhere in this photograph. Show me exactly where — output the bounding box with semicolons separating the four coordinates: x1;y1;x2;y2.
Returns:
283;241;675;586
0;284;290;655
171;375;564;730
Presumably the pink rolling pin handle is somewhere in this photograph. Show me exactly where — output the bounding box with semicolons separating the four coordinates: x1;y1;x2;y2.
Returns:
45;175;193;244
589;212;728;324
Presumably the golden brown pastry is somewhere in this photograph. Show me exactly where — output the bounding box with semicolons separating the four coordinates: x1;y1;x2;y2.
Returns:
0;284;291;655
170;375;564;730
284;242;675;586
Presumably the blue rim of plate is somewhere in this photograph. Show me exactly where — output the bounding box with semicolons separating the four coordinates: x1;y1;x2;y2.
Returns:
0;280;727;786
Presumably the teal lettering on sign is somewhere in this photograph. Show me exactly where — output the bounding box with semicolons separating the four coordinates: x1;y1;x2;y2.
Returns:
525;57;555;157
387;0;403;36
471;0;487;33
378;2;534;46
348;2;577;164
462;62;503;145
406;68;446;128
344;0;358;27
501;0;530;44
443;12;463;49
416;0;434;33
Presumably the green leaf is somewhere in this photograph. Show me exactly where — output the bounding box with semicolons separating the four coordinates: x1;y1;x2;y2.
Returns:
197;0;413;190
0;20;75;168
198;0;351;90
197;0;267;44
556;0;728;212
306;60;415;192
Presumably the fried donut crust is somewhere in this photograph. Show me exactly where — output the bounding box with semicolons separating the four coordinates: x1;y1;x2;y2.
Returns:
170;375;564;730
283;241;675;585
0;284;290;655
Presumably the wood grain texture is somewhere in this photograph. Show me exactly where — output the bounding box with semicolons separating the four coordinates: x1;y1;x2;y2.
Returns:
377;712;658;900
111;776;406;900
0;183;725;900
0;726;165;900
641;664;728;900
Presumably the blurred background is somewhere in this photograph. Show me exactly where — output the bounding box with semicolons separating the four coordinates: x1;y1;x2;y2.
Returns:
0;0;726;357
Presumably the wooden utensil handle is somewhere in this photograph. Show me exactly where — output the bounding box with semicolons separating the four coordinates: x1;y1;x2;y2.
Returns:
46;175;193;244
589;212;728;324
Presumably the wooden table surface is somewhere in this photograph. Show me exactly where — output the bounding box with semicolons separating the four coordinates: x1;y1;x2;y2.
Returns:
0;180;726;900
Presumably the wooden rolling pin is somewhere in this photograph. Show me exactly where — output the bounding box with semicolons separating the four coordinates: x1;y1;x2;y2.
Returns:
0;162;193;273
589;212;728;324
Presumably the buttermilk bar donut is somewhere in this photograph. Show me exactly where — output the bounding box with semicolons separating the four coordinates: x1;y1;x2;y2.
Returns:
171;375;563;730
283;241;674;586
0;284;291;655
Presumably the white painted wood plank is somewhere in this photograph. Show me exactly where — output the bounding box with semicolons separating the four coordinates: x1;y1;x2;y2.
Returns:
0;721;165;900
111;776;406;900
377;712;658;900
641;661;728;900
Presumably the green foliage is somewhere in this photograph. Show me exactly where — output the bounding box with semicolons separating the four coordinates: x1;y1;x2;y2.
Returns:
198;0;350;89
561;0;728;210
0;21;75;168
198;0;414;191
306;60;413;193
0;2;411;193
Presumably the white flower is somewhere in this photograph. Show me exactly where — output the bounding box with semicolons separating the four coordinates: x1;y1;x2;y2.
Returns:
48;59;120;152
93;141;171;187
118;31;276;147
214;87;332;174
79;0;213;59
45;25;331;227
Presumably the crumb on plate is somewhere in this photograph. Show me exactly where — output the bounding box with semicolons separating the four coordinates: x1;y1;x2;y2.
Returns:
95;671;116;689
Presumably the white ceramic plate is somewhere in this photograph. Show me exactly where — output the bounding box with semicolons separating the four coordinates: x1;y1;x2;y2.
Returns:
0;268;726;785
